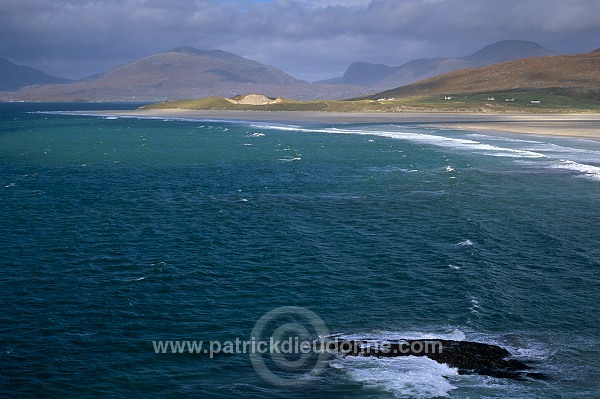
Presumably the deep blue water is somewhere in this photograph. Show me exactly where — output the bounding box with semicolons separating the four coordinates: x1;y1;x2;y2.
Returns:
1;103;600;398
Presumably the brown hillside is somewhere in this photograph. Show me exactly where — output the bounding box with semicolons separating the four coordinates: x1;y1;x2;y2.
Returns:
7;47;370;101
370;51;600;99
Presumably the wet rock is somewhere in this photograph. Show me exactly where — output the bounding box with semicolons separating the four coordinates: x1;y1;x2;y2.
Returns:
321;338;545;380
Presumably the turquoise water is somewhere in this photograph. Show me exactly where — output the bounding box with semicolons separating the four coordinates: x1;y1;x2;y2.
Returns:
1;103;599;398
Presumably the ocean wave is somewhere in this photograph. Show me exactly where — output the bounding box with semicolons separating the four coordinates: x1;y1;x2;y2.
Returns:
250;123;548;159
470;297;482;314
245;123;598;172
330;355;458;399
366;166;417;173
379;131;547;158
550;160;600;181
325;328;551;398
278;157;302;162
466;133;543;144
249;122;303;131
329;329;467;342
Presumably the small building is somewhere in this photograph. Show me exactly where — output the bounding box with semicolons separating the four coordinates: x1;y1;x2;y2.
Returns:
504;97;515;102
530;100;541;104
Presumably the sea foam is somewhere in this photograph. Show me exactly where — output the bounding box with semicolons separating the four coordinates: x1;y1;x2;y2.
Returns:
550;160;600;181
249;123;548;159
326;329;467;398
331;356;458;399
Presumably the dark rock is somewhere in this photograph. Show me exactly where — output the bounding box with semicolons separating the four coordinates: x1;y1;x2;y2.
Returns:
320;338;545;380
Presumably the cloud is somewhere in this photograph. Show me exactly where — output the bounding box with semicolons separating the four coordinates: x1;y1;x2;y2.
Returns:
0;0;599;80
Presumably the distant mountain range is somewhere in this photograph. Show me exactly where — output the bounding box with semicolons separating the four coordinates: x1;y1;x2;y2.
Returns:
1;47;369;101
0;57;71;90
0;41;592;103
318;40;557;91
367;48;600;100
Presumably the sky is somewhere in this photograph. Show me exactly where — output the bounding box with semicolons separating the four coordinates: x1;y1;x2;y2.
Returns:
1;0;599;82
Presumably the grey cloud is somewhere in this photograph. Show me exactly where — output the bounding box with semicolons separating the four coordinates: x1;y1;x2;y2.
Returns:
0;0;598;81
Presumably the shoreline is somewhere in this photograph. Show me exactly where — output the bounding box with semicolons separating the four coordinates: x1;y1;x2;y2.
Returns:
85;109;600;139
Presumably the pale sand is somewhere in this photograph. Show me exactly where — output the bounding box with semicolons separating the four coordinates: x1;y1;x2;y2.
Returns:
93;109;600;138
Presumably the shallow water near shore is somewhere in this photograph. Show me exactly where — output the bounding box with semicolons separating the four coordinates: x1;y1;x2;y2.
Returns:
1;103;600;398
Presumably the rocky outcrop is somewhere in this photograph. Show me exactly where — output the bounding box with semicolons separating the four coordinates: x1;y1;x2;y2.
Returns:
321;338;545;380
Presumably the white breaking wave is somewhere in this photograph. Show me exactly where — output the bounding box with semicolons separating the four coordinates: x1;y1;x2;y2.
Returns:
466;133;543;144
250;123;548;159
378;131;546;159
327;329;465;398
249;123;600;180
279;157;302;162
330;356;458;399
550;160;600;181
326;329;550;398
470;297;482;315
331;329;467;342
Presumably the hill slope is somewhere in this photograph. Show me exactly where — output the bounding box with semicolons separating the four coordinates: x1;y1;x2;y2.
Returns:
463;40;557;65
321;40;557;91
7;47;369;101
375;57;479;90
367;50;600;100
0;57;71;90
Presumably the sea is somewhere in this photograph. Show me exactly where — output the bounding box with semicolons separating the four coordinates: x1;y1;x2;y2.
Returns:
1;102;599;399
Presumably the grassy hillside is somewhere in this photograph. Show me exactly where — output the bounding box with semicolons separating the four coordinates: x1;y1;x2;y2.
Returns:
368;50;600;100
141;91;600;113
141;97;386;112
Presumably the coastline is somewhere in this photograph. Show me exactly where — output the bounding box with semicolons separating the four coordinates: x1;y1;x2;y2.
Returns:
87;109;600;138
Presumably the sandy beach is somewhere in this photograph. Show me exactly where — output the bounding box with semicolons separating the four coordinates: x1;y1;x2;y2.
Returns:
95;109;600;138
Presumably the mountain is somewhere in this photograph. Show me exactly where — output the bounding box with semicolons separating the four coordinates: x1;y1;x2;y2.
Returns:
320;40;557;91
338;62;397;87
0;57;71;91
373;57;479;91
4;47;369;101
463;40;557;65
366;50;600;100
